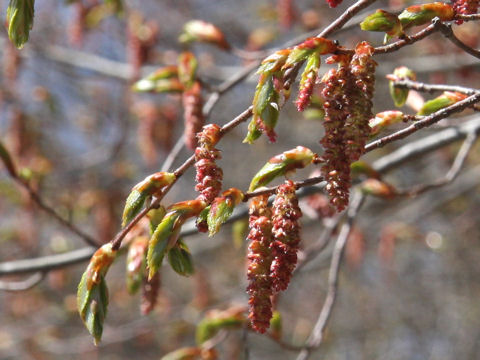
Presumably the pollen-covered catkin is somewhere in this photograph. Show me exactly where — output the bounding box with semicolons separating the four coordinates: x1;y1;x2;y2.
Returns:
246;194;274;333
194;124;223;205
270;180;302;292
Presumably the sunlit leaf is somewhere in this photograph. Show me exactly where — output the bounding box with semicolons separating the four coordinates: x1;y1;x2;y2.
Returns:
249;146;315;191
77;243;117;345
7;0;35;48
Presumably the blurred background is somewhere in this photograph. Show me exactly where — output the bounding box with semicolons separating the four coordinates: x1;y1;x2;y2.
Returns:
1;0;480;358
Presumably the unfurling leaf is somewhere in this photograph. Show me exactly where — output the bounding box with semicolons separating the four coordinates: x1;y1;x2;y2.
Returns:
126;236;149;294
361;178;397;198
77;243;117;345
244;74;280;143
398;2;454;29
249;146;315;191
178;52;198;89
147;200;206;279
132;66;183;93
147;207;167;235
360;10;403;37
195;306;246;345
207;188;244;236
257;49;290;75
284;37;337;68
369;110;405;135
417;91;468;116
179;20;230;50
0;141;17;177
122;172;176;227
388;66;417;107
7;0;35;49
168;241;194;276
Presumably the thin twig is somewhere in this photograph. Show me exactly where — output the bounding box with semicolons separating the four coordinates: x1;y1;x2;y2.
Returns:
296;192;365;360
161;135;185;172
365;93;480;152
0;272;45;291
14;178;99;247
397;132;478;197
433;18;480;59
392;79;479;95
4;115;480;276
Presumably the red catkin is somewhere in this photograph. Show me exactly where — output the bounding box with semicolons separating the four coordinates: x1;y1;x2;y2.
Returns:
320;58;352;212
345;42;376;163
270;180;302;292
195;124;223;206
326;0;343;8
296;71;316;112
246;195;273;333
183;81;205;150
452;0;479;24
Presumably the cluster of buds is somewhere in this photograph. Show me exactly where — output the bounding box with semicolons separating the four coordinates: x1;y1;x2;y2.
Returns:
246;194;274;333
195;124;223;207
270;180;302;292
320;42;377;211
452;0;479;24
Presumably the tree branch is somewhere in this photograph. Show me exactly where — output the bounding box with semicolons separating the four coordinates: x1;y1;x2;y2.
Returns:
295;192;365;360
365;93;480;152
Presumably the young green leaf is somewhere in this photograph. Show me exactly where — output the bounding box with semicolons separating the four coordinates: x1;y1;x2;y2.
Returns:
167;241;194;276
369;110;405;135
147;206;167;235
195;306;246;345
132;66;182;93
398;3;454;29
122;172;175;227
284;37;337;68
147;200;205;279
77;243;117;345
387;66;416;107
360;10;403;37
249;146;315;191
417;91;468;116
7;0;35;49
207;188;244;236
